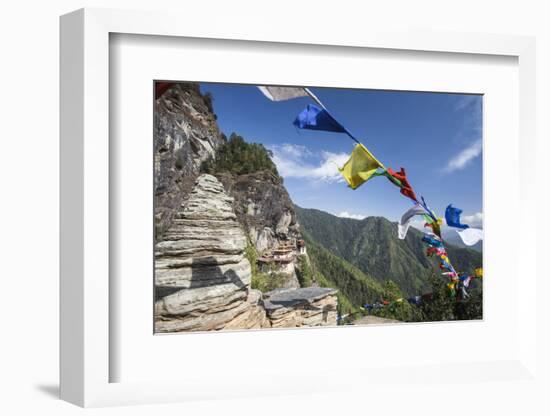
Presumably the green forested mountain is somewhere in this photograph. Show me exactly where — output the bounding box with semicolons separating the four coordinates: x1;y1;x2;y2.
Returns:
300;230;387;315
295;205;482;297
302;230;421;322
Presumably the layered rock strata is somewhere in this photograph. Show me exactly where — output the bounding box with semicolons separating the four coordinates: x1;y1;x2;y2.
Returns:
155;174;268;332
155;174;338;332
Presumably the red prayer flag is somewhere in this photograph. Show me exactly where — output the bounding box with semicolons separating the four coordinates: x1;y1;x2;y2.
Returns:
424;221;442;238
155;82;174;99
426;247;439;256
385;167;418;202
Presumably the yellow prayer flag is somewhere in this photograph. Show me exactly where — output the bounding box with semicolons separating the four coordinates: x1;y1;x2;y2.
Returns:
429;217;443;238
338;143;384;189
474;267;483;278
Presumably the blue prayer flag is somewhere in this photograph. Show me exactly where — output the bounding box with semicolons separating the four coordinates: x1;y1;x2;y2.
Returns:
440;259;453;271
458;274;470;282
407;296;422;306
293;104;347;133
445;204;470;229
422;235;444;248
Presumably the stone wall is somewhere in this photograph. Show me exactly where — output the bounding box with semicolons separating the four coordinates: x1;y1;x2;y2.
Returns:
263;288;338;328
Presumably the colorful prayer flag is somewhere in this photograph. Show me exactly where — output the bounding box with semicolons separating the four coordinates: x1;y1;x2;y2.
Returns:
398;203;428;239
447;282;457;297
258;86;328;109
420;197;438;222
338;143;384;189
426;247;443;257
445;204;470;229
384;167;418;202
422;235;444;248
425;217;443;238
439;260;453;272
456;228;483;246
293;104;347;134
258;86;310;102
155;82;174;99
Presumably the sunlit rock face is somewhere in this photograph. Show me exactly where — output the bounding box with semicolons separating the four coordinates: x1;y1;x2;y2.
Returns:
155;174;266;332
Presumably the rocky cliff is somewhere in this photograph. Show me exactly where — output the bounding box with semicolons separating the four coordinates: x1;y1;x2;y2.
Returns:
155;174;337;332
217;171;301;289
216;171;300;252
154;83;224;239
154;83;337;331
155;83;302;289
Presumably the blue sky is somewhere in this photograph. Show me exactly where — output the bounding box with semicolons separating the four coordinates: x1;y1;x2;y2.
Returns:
199;82;483;228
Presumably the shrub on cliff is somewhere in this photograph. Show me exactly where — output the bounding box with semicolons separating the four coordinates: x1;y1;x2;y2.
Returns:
200;133;279;176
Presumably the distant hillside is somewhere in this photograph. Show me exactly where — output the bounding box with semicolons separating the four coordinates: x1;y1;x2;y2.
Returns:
295;206;482;296
300;229;388;315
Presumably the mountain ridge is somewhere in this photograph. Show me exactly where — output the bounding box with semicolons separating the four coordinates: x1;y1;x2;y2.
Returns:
295;205;482;297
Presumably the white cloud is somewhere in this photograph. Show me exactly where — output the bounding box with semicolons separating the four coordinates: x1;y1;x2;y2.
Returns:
462;212;483;228
279;143;311;158
443;139;482;172
270;143;349;182
337;211;367;220
443;95;483;173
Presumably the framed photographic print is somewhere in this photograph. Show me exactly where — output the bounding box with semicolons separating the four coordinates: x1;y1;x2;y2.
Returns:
60;7;538;408
152;81;484;334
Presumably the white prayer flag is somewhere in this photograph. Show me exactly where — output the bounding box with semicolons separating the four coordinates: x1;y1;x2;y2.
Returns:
456;228;483;246
398;203;428;239
258;86;309;101
258;86;327;109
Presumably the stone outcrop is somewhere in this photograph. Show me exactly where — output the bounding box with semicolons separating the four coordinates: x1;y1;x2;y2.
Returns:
216;171;301;249
262;287;338;328
155;174;337;332
217;171;302;288
155;174;269;332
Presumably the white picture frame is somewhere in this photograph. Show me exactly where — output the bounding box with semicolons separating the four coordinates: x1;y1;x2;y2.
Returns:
60;8;538;408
